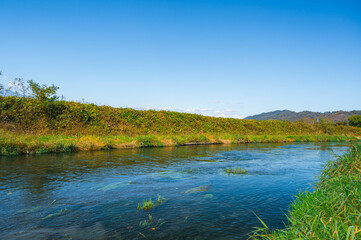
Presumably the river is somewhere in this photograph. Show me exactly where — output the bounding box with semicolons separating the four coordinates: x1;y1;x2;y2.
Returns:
0;142;350;239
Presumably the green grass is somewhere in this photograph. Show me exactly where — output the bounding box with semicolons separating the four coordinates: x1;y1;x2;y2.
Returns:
157;195;165;205
225;167;248;174
0;130;359;156
137;199;154;211
251;144;361;240
137;195;165;211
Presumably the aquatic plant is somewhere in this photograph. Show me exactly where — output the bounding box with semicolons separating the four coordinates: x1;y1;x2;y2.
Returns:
137;199;154;211
225;167;247;174
139;215;154;228
157;195;165;205
204;194;214;199
184;185;210;194
251;144;361;239
182;168;194;173
42;208;68;220
139;219;151;228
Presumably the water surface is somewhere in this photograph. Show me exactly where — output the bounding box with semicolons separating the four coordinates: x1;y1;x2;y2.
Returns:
0;142;350;239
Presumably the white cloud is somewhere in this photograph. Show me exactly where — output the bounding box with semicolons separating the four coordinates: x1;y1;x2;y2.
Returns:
128;105;244;119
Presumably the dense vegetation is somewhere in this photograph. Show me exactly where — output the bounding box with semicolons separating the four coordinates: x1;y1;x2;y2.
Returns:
252;144;361;239
349;115;361;128
1;96;361;137
0;95;360;155
246;109;361;123
0;75;360;155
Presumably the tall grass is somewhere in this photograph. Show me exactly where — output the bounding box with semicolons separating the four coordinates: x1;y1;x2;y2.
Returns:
0;131;359;156
251;144;361;240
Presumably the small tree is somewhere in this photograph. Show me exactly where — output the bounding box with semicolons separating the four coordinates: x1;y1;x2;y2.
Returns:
349;115;361;128
0;71;3;93
28;80;59;101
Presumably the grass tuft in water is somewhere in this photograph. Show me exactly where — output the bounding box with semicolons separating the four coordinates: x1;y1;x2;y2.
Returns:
157;195;165;205
137;199;154;211
225;167;248;174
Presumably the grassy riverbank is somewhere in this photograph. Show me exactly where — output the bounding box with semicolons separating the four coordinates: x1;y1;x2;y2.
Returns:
1;96;361;155
0;130;359;155
252;144;361;239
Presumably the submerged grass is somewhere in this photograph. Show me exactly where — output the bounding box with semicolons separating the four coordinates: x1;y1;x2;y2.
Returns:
225;167;248;174
137;195;165;211
251;144;361;240
137;199;154;211
157;195;165;205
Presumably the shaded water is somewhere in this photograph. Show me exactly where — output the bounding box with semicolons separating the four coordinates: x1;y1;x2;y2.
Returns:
0;142;350;239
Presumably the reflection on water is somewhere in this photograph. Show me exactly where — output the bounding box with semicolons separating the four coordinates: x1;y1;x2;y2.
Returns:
0;142;350;239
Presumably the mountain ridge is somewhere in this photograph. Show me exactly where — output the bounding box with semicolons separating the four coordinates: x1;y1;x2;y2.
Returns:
245;110;361;122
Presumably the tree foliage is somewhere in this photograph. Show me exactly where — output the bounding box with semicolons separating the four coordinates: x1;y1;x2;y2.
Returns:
0;71;3;92
28;80;59;101
349;115;361;128
0;71;59;102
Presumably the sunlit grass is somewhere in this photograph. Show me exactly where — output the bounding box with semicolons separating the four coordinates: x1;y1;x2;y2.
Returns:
157;195;165;205
251;144;361;240
0;128;359;156
137;199;154;211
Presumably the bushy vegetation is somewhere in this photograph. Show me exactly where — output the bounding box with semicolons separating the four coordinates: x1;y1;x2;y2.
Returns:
252;144;361;239
1;96;361;137
349;115;361;128
0;72;361;155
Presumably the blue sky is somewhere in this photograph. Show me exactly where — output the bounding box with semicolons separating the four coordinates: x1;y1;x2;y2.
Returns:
1;0;360;118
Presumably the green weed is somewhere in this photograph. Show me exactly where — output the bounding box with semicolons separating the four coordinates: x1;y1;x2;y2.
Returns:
137;199;154;211
225;167;248;174
251;144;361;239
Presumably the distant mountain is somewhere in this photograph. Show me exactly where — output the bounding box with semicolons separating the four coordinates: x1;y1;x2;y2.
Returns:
0;90;19;97
245;110;361;123
0;89;21;97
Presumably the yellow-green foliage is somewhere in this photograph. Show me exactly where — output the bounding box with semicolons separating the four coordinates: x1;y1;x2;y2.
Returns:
225;167;248;174
1;96;361;155
138;199;154;211
1;96;361;136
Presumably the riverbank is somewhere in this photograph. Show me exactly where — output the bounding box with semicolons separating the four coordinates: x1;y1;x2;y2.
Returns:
1;96;361;155
252;144;361;239
0;131;359;155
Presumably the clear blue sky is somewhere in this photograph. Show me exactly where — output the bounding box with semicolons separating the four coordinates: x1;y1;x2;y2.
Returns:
1;0;360;118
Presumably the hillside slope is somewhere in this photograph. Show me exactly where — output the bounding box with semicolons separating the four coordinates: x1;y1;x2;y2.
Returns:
1;96;361;155
1;96;361;136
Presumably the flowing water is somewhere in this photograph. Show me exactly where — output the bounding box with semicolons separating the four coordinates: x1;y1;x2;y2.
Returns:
0;142;350;239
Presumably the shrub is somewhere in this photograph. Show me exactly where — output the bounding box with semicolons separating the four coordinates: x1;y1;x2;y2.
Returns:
349;115;361;128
